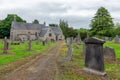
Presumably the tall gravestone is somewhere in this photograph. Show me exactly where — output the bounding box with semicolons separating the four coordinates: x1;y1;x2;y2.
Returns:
84;37;106;76
28;32;31;51
66;37;73;60
76;33;81;45
3;37;8;54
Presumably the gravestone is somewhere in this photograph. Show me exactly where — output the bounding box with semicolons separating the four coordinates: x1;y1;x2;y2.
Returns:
3;37;8;54
103;46;116;61
66;37;73;60
114;35;120;43
42;41;45;46
84;37;106;76
76;33;81;45
82;43;86;55
35;32;39;45
86;32;89;38
27;32;31;51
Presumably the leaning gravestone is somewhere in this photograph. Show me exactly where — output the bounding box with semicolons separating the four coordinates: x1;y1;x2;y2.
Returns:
114;35;120;43
84;37;106;76
103;46;116;61
3;37;8;54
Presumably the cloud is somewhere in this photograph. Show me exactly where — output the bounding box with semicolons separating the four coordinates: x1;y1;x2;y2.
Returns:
0;0;120;29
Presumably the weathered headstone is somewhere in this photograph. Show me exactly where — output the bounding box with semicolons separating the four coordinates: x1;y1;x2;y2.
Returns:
84;37;106;76
28;32;31;51
114;35;120;43
3;37;8;54
76;33;81;45
103;46;116;61
82;43;86;55
66;37;73;60
86;32;89;38
35;32;39;45
42;41;45;46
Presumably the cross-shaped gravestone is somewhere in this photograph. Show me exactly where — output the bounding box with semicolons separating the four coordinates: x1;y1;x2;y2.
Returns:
84;37;106;76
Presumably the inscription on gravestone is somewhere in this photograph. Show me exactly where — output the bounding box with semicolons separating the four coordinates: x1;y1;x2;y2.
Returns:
84;37;106;76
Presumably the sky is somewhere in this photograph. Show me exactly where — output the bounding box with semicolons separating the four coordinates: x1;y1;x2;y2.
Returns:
0;0;120;29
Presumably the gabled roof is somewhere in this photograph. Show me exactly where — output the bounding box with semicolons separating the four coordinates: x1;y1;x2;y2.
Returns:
51;26;62;35
39;29;48;37
11;21;44;30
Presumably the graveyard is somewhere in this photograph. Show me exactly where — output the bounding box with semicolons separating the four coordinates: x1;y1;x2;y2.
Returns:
1;0;120;80
56;40;120;80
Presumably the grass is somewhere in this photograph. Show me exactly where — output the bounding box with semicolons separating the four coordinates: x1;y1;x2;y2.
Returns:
57;41;120;80
0;40;56;66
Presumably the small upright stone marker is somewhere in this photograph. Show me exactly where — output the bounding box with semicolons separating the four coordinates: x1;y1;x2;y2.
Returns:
76;33;81;45
84;37;106;76
3;37;8;54
28;32;31;51
114;35;120;43
103;46;116;61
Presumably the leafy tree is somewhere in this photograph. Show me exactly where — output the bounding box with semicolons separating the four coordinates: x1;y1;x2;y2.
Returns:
90;7;114;37
77;28;89;40
0;14;24;38
114;23;120;36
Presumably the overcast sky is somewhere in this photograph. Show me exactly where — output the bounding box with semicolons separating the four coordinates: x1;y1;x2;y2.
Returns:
0;0;120;29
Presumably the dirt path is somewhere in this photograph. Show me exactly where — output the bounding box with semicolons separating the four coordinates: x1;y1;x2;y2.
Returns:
1;41;62;80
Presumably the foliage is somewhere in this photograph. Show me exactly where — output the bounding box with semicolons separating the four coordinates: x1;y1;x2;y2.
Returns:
59;19;77;38
77;28;89;40
114;23;120;36
0;14;24;38
90;7;114;37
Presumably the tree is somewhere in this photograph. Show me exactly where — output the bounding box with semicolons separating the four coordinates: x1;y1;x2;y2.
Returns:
114;23;120;36
77;28;89;40
0;14;24;38
33;19;39;24
90;7;114;37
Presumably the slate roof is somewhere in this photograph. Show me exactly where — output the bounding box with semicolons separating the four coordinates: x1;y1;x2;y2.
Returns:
11;21;44;30
51;26;62;35
39;29;48;37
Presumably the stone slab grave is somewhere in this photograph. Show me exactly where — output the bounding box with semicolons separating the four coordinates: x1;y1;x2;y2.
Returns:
114;35;120;43
66;37;73;60
83;37;106;76
103;46;116;61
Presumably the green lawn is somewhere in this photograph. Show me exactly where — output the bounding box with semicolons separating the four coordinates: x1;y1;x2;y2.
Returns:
57;41;120;80
0;40;56;66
